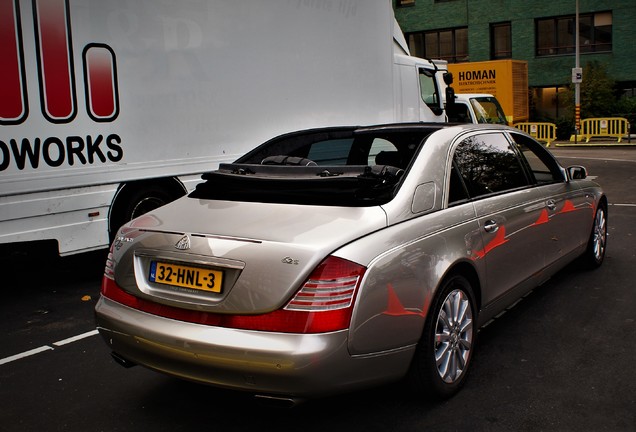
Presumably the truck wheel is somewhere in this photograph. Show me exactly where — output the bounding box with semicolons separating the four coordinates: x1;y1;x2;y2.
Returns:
109;180;186;242
407;274;477;401
125;189;168;221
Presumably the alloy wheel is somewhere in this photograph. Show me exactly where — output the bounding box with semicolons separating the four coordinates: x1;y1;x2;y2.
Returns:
592;207;607;262
434;288;474;384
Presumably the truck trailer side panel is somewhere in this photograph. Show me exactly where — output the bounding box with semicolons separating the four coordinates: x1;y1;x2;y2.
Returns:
1;0;448;255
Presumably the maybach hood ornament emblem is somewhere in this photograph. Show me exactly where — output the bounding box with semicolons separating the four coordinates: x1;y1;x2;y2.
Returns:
175;235;191;250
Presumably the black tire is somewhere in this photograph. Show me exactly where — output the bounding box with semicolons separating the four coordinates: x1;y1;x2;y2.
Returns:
581;203;608;268
407;274;477;401
109;180;186;242
123;187;173;221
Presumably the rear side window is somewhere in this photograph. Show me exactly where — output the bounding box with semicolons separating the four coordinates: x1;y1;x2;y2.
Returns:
448;162;470;205
453;132;529;198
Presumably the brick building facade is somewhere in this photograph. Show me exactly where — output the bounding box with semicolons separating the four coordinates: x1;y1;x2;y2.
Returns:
393;0;636;121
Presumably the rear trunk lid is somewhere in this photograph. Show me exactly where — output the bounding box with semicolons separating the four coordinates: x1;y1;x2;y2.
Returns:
111;196;387;313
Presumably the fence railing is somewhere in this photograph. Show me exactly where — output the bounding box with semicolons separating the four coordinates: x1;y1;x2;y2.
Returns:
513;122;557;146
571;117;630;143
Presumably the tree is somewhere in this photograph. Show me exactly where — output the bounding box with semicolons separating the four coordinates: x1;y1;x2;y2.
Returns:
562;60;616;119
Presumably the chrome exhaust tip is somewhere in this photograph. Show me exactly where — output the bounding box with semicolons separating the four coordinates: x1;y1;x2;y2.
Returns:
110;351;137;369
253;394;305;408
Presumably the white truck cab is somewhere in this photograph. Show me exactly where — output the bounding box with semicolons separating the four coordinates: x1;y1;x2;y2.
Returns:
451;94;509;125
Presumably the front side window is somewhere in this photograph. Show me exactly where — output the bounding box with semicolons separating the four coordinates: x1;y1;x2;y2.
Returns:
536;12;612;56
419;68;442;114
509;133;564;184
453;133;528;198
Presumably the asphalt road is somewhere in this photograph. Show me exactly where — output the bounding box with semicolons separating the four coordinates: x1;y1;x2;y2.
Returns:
1;146;635;432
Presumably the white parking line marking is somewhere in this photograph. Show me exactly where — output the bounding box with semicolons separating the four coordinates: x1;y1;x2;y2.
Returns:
0;329;99;366
0;346;54;366
53;329;99;347
610;203;636;207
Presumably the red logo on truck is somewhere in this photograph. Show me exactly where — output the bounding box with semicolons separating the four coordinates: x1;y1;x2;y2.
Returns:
0;0;119;125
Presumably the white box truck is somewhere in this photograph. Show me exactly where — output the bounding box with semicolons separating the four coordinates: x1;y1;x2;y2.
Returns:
1;0;458;256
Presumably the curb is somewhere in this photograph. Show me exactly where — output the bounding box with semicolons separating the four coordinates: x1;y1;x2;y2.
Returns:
547;135;636;147
551;141;636;147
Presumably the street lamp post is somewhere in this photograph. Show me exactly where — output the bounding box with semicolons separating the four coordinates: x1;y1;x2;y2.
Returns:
573;0;581;143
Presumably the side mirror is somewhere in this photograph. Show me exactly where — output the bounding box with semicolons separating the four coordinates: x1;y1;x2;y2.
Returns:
445;86;456;119
567;165;587;180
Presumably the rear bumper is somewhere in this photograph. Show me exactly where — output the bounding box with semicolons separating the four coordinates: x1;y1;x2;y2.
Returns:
95;296;413;399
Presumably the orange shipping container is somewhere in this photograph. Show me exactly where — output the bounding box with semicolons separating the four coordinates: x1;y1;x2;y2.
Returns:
447;60;529;124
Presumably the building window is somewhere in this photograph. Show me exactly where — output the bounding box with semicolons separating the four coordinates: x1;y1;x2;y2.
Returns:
536;12;612;56
491;22;512;59
396;0;415;7
407;27;468;63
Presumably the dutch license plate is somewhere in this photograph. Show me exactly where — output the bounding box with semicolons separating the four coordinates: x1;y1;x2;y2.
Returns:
149;261;223;293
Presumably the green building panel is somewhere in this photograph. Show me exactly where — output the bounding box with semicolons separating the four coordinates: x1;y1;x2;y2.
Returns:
394;0;636;87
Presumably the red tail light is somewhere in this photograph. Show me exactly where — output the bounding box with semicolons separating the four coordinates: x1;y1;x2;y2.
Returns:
285;256;361;312
103;250;115;281
101;256;366;333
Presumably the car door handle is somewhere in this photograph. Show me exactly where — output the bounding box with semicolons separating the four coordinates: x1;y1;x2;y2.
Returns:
484;220;499;233
546;199;557;211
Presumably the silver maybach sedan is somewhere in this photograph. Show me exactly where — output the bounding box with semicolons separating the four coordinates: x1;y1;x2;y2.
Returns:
95;123;607;406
